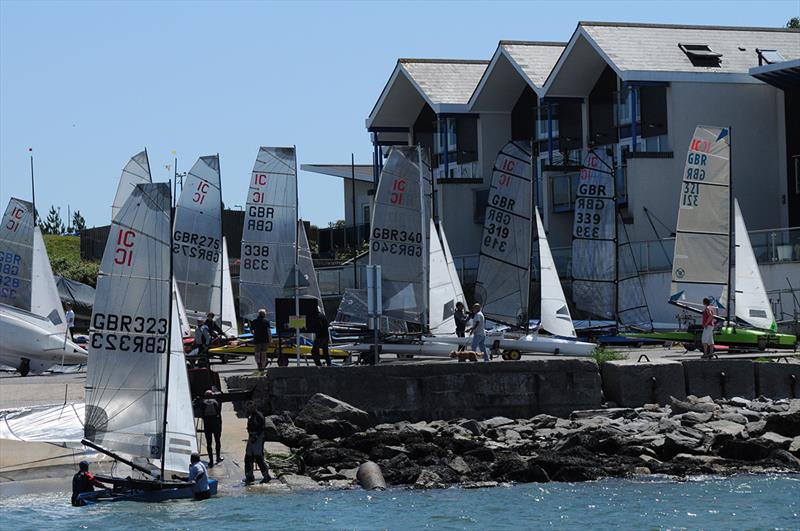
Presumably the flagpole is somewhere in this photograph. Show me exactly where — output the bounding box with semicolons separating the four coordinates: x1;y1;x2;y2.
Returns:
29;151;36;221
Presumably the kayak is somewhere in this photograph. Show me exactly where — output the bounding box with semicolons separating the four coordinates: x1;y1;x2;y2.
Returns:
626;325;797;351
208;339;350;360
77;477;218;505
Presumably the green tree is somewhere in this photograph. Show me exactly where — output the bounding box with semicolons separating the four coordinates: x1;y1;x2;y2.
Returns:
788;17;800;28
72;210;86;232
42;206;65;235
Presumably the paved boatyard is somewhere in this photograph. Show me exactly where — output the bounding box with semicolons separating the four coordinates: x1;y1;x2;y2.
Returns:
1;345;796;497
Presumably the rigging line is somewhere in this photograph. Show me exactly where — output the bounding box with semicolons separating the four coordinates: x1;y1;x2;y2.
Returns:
478;252;528;271
259;148;297;174
484;204;530;220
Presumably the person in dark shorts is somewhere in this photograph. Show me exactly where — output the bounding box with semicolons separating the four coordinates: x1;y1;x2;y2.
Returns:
251;309;272;372
311;311;331;367
201;389;223;467
244;402;271;484
71;461;109;506
454;302;468;338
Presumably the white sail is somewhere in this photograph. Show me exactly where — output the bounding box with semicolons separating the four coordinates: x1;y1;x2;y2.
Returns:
112;150;151;220
0;198;35;311
240;147;297;321
572;151;616;320
218;237;239;336
670;126;730;311
297;220;323;310
535;207;576;338
369;146;429;324
429;220;458;334
173;278;191;338
734;200;776;330
164;284;198;474
173;155;222;323
85;183;174;470
30;228;67;333
440;225;465;311
474;141;533;327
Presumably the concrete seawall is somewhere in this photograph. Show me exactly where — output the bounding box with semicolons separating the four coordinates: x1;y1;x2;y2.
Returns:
228;359;799;422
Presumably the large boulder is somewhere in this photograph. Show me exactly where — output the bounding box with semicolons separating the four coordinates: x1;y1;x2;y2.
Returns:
295;394;373;435
764;410;800;438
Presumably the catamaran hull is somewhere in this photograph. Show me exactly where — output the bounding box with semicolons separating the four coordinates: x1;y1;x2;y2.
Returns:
426;334;597;356
78;479;218;505
0;306;87;374
626;326;797;351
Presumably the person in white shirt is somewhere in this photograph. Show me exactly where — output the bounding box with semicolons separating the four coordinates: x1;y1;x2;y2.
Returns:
467;303;490;362
65;303;75;339
173;452;211;500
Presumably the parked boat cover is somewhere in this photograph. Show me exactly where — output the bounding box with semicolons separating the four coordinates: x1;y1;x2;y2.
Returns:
734;200;776;330
31;228;67;332
56;276;95;322
474;142;533;327
670;126;730;310
240;147;297;321
0;198;35;311
369;147;430;324
111;150;151;220
173;155;223;322
86;183;195;475
535;207;576;338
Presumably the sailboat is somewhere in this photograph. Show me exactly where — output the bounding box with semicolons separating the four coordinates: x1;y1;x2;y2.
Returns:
79;182;215;504
0;198;87;375
173;155;236;335
439;141;595;357
570;150;655;345
629;126;796;350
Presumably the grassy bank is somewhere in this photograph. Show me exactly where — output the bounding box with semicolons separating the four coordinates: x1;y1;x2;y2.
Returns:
43;234;99;287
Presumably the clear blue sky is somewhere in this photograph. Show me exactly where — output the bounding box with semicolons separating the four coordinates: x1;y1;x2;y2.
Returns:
1;0;796;229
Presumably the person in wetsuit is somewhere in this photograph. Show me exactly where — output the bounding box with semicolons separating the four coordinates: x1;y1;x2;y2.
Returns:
201;389;223;467
71;461;109;506
244;402;271;484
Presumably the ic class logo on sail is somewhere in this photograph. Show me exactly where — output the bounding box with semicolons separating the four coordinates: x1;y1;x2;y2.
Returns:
248;173;274;232
390;178;406;205
114;228;136;266
4;204;26;233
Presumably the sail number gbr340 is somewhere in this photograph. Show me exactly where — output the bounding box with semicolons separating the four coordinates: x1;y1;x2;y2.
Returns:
372;227;423;257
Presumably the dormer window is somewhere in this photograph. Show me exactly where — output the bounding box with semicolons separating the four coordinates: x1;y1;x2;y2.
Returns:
756;48;785;65
679;43;722;67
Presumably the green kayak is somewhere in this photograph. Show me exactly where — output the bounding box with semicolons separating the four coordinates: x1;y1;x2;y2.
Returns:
626;325;797;351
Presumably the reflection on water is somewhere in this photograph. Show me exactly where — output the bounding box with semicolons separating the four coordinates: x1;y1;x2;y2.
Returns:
1;475;798;530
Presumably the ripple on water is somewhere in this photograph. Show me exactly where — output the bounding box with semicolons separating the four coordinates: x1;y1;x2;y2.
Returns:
1;474;798;531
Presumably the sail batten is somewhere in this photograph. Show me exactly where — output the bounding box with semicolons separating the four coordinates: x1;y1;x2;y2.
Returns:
474;141;533;327
240;147;297;321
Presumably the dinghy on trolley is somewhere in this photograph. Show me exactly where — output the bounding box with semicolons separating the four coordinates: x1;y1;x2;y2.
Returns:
79;182;216;504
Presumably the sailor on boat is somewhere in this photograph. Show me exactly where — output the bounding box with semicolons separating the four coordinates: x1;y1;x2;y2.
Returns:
173;453;212;501
71;461;110;506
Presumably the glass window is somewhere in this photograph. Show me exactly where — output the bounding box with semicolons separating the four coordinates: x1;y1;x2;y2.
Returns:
473;189;489;223
551;174;572;211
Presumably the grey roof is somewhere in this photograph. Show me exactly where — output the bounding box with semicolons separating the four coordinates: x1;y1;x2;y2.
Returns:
500;41;567;87
300;164;374;183
399;59;489;105
580;21;800;75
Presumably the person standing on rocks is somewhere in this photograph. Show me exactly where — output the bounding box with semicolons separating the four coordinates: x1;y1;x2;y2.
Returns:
468;303;490;362
701;297;715;359
251;309;272;372
201;389;224;467
454;302;468;338
244;402;271;484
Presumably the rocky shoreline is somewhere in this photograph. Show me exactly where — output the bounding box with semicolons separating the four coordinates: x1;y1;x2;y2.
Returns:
257;394;800;490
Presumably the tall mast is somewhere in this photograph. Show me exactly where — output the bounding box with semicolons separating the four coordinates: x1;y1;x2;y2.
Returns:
29;151;36;223
351;153;357;288
726;127;733;324
419;145;429;332
293;147;301;366
160;182;175;481
217;154;224;327
527;141;535;331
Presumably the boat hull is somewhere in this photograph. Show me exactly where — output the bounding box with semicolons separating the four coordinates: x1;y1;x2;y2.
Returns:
426;333;597;356
0;305;87;374
78;478;218;504
342;342;455;356
626;326;797;350
208;340;349;359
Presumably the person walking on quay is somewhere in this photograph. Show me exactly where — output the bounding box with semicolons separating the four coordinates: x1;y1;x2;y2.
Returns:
201;389;224;467
454;301;468;338
701;297;716;359
71;461;110;506
65;302;76;339
243;402;271;484
468;303;490;362
251;309;272;372
173;453;212;501
311;311;331;367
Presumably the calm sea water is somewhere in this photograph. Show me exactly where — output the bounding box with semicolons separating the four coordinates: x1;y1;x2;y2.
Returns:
1;475;798;530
